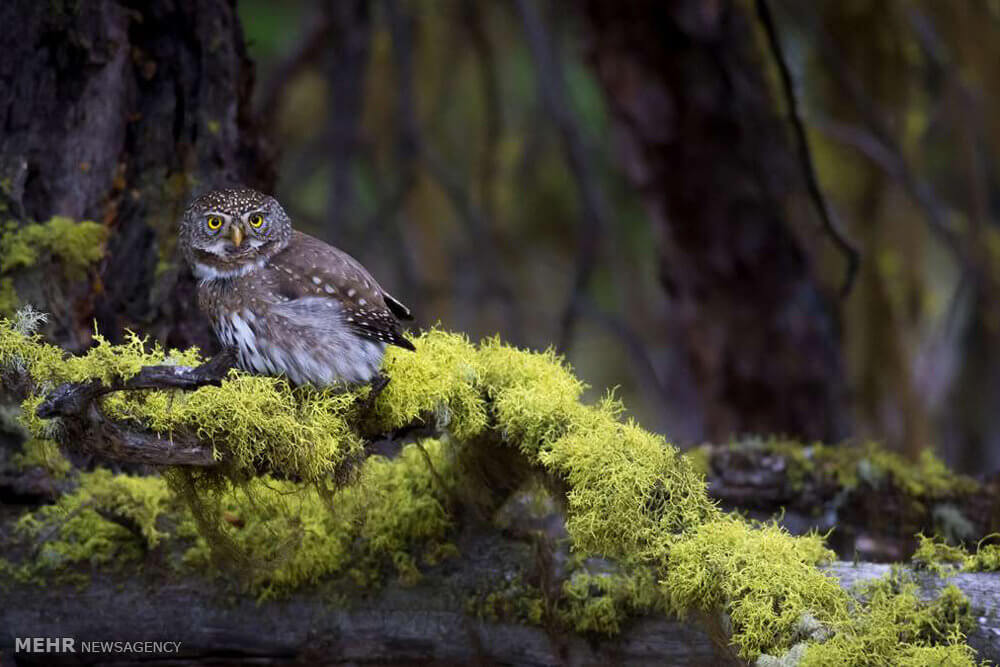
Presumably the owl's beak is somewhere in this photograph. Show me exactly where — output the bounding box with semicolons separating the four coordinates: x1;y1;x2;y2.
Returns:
230;225;244;249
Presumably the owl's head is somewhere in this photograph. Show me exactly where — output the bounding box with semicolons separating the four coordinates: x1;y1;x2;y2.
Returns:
179;187;293;280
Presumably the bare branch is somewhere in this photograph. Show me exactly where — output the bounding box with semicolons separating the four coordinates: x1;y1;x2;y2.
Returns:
26;348;447;471
460;0;503;223
755;0;860;297
777;0;966;261
810;116;963;258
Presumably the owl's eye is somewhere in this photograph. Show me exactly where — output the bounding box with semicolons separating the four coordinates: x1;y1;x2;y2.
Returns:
248;213;265;228
206;215;223;231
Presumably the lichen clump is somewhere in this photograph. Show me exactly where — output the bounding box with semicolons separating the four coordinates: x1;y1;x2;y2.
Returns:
701;437;979;499
0;319;985;663
178;438;458;598
798;571;977;666
0;217;106;314
13;469;174;584
912;534;1000;576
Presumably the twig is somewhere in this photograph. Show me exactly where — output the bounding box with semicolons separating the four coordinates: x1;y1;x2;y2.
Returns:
33;349;239;468
577;298;673;423
810;116;962;258
778;0;966;263
413;439;452;502
36;347;238;419
754;0;860;297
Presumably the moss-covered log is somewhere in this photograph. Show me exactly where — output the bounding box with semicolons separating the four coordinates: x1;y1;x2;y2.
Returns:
692;440;1000;562
0;563;997;665
2;314;997;664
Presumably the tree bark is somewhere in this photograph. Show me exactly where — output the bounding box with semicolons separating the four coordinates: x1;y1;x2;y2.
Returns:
0;562;997;666
0;0;272;353
582;0;849;443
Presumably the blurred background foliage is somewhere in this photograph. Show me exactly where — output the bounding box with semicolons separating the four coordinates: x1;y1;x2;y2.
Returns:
236;0;1000;474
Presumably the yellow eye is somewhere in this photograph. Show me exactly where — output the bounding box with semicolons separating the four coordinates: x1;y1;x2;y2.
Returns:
248;213;265;228
206;215;223;231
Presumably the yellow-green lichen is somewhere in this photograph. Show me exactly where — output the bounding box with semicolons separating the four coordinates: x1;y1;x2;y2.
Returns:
912;533;1000;575
663;516;843;660
14;469;173;581
556;566;666;635
105;374;363;483
178;438;457;598
468;582;546;626
12;437;71;477
0;277;17;315
374;330;488;440
798;570;976;667
3;320;357;484
0;321;987;663
725;437;978;500
0;217;106;315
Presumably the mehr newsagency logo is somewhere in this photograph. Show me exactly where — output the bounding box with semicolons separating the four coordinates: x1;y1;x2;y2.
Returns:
13;637;182;655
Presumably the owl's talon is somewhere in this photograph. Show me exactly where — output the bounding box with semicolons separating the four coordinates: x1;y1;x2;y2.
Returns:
201;346;237;379
357;373;390;413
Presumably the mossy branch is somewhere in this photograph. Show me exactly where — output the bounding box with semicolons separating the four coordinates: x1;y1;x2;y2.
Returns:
27;349;239;467
1;313;995;664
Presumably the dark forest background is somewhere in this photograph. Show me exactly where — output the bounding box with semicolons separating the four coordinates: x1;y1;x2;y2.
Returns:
239;0;1000;474
3;0;1000;475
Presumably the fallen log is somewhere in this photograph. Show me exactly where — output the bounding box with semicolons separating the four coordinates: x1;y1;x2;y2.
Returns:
0;561;997;666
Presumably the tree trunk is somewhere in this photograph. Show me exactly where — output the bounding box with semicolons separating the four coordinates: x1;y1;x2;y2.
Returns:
0;0;272;352
582;0;849;443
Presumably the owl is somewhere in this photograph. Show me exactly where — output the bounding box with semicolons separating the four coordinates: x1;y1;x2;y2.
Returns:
178;187;414;386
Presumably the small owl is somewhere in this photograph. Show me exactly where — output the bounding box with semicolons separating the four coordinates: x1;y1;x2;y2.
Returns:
178;187;414;386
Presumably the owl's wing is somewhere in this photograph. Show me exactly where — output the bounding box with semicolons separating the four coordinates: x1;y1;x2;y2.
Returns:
384;292;413;320
267;231;415;351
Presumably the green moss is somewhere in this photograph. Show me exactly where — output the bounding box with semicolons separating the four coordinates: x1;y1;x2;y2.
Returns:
0;217;106;315
179;438;457;598
0;321;986;662
12;437;71;477
798;570;976;667
14;470;173;580
912;533;1000;574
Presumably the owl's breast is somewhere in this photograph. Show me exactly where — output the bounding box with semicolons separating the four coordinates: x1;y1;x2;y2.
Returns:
209;296;385;386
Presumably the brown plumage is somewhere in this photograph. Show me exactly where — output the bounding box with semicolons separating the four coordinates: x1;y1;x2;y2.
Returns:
179;187;414;386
